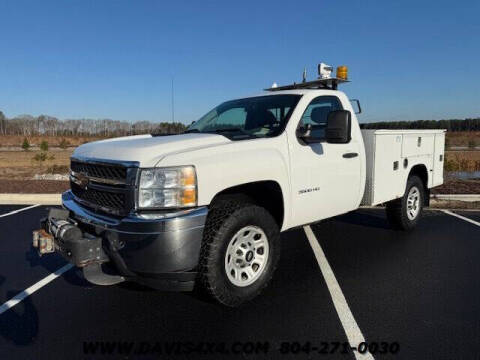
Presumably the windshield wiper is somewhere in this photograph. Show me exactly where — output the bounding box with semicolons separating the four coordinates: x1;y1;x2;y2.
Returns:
184;127;256;140
213;128;259;140
212;128;245;134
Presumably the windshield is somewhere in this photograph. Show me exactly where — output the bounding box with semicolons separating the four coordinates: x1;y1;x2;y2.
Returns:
187;95;301;140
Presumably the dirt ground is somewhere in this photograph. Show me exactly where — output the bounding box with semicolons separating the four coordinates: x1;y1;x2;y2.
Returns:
431;178;480;194
0;179;70;193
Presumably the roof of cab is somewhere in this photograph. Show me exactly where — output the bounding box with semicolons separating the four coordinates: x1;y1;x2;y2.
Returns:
239;88;344;99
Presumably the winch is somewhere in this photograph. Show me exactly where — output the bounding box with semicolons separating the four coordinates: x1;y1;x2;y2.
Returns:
33;208;108;267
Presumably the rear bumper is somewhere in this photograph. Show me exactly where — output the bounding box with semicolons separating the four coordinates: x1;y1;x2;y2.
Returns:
50;191;207;290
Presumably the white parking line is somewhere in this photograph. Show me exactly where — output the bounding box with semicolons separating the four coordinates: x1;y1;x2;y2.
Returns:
0;204;40;218
0;263;73;315
441;210;480;227
304;225;374;360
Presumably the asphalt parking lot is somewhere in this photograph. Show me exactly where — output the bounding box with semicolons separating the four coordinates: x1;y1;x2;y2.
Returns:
0;205;479;359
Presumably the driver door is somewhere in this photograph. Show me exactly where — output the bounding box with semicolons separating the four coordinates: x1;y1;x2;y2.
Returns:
288;96;361;226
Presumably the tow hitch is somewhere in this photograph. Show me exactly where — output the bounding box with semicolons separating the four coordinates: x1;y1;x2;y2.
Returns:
32;208;125;285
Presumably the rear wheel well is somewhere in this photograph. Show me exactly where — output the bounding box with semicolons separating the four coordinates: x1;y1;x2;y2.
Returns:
210;181;284;228
408;164;429;205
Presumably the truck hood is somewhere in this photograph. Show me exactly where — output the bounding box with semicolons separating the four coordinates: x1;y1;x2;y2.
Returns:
72;133;231;167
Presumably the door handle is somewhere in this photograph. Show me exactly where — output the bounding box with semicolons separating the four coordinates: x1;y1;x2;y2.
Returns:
343;152;358;158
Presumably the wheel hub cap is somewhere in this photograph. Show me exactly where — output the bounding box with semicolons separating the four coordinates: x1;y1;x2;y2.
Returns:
407;186;421;220
225;226;269;287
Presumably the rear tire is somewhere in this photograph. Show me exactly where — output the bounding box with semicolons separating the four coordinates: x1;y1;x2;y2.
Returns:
386;175;425;230
198;195;280;307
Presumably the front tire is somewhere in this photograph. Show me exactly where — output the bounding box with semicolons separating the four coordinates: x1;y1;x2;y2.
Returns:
198;196;280;307
386;175;425;230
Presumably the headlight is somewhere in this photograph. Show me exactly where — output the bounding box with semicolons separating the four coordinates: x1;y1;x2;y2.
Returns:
138;166;197;208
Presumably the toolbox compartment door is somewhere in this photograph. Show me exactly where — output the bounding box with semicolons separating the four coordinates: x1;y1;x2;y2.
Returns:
372;134;404;204
402;134;435;157
432;133;445;186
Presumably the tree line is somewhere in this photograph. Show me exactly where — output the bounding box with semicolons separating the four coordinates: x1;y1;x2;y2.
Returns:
1;110;479;136
360;118;480;131
0;111;187;136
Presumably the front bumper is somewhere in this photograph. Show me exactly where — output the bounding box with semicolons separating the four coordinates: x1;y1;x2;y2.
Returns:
35;191;208;291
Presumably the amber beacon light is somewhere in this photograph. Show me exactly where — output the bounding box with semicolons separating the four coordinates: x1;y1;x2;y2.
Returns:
336;65;348;80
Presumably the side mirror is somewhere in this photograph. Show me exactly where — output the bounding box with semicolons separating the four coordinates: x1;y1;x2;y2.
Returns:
349;99;362;114
296;123;314;143
326;110;351;144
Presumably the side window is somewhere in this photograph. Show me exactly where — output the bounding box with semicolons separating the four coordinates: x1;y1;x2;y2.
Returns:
299;96;342;139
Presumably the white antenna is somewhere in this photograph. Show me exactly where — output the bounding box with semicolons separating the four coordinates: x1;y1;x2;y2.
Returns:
302;67;307;83
171;77;175;123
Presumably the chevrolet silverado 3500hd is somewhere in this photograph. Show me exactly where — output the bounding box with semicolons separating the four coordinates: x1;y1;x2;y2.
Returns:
33;66;445;306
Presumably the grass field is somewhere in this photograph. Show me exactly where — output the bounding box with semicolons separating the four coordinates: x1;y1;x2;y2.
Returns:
0;147;478;195
1;150;478;179
445;150;480;171
0;133;478;179
0;135;101;148
445;131;480;148
0;149;72;179
0;131;478;148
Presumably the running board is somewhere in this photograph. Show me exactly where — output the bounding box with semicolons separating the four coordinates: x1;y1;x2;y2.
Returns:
83;263;125;286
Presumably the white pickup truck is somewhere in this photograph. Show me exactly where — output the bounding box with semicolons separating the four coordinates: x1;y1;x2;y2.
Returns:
33;69;445;306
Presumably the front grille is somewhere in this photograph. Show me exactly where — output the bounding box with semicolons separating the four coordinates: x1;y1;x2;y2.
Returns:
71;160;127;183
70;159;137;215
71;182;126;213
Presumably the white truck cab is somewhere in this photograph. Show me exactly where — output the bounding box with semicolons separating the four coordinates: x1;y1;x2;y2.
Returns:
34;66;445;306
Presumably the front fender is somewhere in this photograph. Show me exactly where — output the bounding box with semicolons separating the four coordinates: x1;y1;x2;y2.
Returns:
157;136;292;230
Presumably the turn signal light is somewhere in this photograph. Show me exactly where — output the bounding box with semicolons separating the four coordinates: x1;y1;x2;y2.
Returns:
336;66;348;80
181;166;196;187
181;188;197;206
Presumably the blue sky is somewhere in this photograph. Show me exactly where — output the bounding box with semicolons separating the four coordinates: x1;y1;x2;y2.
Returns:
1;0;479;123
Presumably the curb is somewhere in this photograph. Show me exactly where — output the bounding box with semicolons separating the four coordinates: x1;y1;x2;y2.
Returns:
431;194;480;202
0;194;62;205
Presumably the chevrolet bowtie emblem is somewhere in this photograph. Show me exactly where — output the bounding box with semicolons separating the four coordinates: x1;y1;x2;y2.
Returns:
72;172;89;190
